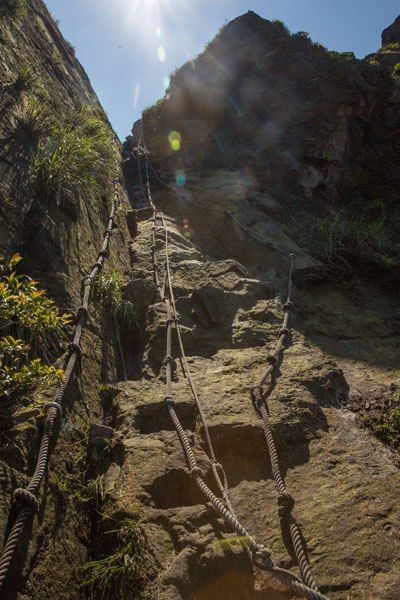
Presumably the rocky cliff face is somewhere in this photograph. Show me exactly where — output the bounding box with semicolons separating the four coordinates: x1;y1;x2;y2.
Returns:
117;11;400;600
0;1;134;598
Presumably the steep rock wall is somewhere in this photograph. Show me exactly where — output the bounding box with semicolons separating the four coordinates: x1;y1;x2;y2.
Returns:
0;2;135;598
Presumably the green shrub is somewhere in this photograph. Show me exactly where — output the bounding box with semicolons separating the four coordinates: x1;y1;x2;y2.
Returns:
30;105;119;214
82;518;155;599
0;253;68;402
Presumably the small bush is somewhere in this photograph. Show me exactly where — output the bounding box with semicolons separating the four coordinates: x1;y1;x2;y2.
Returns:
29;105;119;214
82;518;155;599
0;253;68;402
392;62;400;79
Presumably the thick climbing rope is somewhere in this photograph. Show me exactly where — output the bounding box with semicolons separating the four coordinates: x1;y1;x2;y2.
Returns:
251;256;320;592
140;147;328;600
0;181;121;589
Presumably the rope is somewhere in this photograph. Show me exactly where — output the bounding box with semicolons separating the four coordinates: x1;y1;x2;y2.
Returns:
140;147;328;600
251;255;319;592
0;181;121;590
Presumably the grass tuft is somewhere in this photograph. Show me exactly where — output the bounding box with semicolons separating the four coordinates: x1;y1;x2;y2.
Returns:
29;104;119;215
83;518;155;599
307;209;400;276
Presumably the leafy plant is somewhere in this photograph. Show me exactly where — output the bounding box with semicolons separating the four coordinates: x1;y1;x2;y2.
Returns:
0;253;71;358
82;518;155;599
29;105;119;215
0;253;69;404
0;336;62;400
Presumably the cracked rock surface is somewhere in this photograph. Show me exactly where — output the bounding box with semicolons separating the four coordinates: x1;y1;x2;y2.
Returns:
101;190;400;599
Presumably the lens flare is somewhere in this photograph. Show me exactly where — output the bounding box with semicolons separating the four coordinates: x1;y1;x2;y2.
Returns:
157;46;166;62
168;130;181;151
175;169;186;186
163;76;170;90
156;26;162;38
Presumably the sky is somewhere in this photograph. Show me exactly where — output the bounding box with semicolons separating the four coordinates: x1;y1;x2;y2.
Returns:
44;0;399;140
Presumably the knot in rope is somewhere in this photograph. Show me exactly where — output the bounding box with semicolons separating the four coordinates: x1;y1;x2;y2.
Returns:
279;328;290;338
253;545;272;566
163;355;174;365
99;249;109;259
76;306;89;320
13;488;39;513
165;395;175;406
46;402;63;417
266;355;277;365
277;491;295;518
189;466;203;478
81;275;92;288
282;301;293;312
68;342;82;358
93;260;103;271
